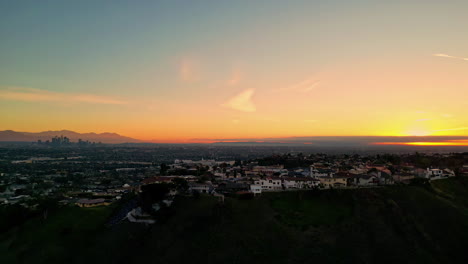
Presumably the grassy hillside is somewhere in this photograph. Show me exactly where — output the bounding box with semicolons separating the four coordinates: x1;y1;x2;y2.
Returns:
431;177;468;208
2;178;468;264
0;205;115;263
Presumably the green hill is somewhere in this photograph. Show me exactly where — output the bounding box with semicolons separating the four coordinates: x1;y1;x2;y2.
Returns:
2;178;468;264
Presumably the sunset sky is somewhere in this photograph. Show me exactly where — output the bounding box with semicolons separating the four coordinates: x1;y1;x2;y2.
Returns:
1;0;467;143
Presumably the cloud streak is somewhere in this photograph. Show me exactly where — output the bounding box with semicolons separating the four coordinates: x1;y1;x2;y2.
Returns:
179;58;200;82
280;77;320;93
222;89;256;112
0;87;127;105
433;53;468;61
433;127;468;132
227;69;243;86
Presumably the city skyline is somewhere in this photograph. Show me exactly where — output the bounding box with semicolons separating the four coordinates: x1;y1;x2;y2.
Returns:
1;1;467;143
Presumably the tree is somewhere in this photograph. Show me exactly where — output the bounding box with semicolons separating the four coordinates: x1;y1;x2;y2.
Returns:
172;178;189;192
410;177;429;186
192;190;200;199
197;175;209;183
101;179;111;185
36;198;59;220
140;183;170;213
160;163;168;175
196;165;208;176
237;192;254;200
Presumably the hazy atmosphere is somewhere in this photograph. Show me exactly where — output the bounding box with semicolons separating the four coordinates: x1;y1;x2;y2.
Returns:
1;0;467;143
1;2;468;264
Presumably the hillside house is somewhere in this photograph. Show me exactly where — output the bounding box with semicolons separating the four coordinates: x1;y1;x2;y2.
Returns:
425;168;455;180
310;165;334;178
294;177;321;188
254;177;283;191
188;183;213;194
353;175;379;186
319;176;347;188
250;185;262;195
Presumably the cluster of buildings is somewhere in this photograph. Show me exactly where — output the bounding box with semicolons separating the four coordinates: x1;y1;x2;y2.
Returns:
1;153;465;210
141;158;459;197
0;157;147;207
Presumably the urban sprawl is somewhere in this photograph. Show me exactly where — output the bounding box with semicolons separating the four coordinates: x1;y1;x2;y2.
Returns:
1;144;467;224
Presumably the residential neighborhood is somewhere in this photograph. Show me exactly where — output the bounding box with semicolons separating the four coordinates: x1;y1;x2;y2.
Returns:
0;144;465;229
1;147;463;208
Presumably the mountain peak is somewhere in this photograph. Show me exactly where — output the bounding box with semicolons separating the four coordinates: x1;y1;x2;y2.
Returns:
0;130;141;143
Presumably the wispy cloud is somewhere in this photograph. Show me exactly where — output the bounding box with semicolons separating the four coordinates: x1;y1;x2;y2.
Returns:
222;89;256;112
0;87;127;105
433;53;468;61
283;78;320;93
433;127;468;132
227;69;243;86
416;118;431;122
179;59;199;82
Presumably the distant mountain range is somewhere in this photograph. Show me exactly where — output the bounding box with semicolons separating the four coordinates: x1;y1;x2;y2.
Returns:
0;130;141;144
1;131;467;147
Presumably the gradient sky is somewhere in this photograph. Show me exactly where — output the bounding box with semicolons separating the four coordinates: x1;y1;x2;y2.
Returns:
1;0;467;142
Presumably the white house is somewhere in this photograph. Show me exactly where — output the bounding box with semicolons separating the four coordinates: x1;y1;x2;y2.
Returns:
282;177;298;189
250;185;262;195
425;168;443;179
425;168;456;180
310;165;334;178
254;177;283;191
127;207;156;224
294;177;321;188
442;168;456;178
280;177;320;189
188;183;213;193
353;175;379;186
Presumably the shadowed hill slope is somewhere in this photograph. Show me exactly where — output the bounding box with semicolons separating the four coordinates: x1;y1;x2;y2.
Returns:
2;178;468;264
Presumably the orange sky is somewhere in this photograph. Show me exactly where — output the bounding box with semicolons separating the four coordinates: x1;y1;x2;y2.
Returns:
0;1;467;143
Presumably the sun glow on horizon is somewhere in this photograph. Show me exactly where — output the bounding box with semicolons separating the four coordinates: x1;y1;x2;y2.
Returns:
1;2;468;140
405;129;431;137
374;140;468;147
